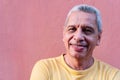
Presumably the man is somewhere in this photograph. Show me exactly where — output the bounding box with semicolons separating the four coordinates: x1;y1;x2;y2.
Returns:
30;4;120;80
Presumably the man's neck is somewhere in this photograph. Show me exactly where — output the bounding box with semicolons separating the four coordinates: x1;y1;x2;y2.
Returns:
64;54;94;70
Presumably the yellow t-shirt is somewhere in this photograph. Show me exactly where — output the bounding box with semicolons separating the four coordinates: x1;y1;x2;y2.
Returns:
30;55;120;80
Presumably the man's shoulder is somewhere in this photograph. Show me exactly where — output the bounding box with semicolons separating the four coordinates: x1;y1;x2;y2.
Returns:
36;55;62;65
96;59;120;72
94;59;120;79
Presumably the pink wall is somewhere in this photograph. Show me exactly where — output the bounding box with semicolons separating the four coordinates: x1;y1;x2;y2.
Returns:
0;0;120;80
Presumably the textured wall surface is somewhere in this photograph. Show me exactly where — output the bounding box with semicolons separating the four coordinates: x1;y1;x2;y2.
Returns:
0;0;120;80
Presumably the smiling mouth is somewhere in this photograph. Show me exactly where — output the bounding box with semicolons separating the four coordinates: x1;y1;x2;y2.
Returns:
70;43;88;52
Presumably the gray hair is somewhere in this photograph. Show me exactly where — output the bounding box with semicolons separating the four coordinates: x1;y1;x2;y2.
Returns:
65;4;102;33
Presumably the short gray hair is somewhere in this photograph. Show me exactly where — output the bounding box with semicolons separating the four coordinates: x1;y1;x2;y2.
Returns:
65;4;102;33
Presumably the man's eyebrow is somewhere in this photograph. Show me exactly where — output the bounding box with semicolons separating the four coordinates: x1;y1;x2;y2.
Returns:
67;25;77;28
68;25;75;27
65;25;73;29
81;24;94;28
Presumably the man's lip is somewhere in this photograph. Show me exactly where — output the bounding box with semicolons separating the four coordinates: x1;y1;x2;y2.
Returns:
72;45;85;52
70;44;88;52
69;43;88;47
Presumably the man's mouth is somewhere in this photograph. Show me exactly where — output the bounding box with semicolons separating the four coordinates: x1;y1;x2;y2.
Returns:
70;43;88;52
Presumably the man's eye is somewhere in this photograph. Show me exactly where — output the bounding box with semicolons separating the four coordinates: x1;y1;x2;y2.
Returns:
83;28;94;34
68;27;76;32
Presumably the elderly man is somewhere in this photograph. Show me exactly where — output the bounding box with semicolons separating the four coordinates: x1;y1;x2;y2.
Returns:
30;4;120;80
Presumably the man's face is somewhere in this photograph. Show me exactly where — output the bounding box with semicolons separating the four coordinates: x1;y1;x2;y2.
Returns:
63;11;101;59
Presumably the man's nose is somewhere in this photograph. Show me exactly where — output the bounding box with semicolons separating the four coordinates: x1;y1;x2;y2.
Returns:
74;30;85;42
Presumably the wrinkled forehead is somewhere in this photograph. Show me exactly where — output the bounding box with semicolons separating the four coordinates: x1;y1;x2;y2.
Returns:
66;11;97;27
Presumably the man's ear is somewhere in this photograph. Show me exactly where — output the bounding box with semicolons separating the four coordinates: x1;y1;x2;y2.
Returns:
96;33;102;46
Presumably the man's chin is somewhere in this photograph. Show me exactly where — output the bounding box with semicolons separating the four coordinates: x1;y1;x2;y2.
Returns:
70;51;87;59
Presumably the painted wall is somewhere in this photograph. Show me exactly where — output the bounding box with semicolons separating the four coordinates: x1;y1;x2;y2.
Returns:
0;0;120;80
